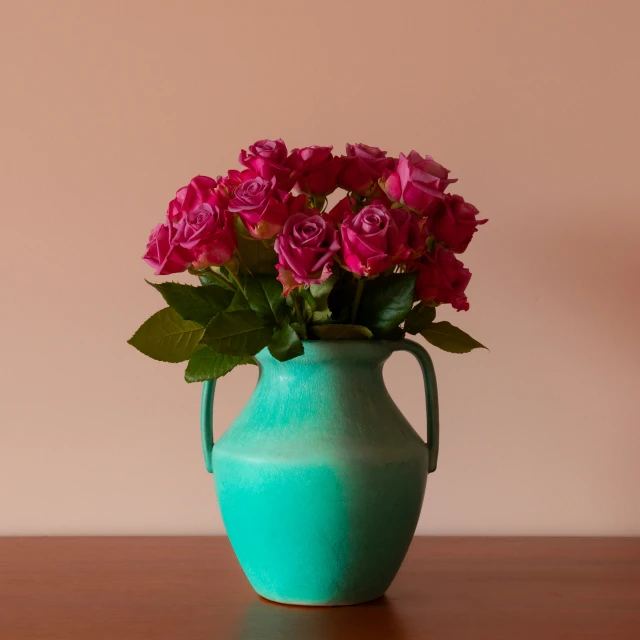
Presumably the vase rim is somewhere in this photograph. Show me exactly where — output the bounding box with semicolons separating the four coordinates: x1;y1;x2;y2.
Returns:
255;339;402;365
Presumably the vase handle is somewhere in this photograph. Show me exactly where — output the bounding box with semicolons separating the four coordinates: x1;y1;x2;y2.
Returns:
391;339;440;473
200;379;216;473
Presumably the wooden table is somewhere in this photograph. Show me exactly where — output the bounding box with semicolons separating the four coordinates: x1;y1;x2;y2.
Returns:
1;537;639;639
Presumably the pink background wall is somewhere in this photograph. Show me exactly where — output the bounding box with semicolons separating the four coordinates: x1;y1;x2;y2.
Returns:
2;0;639;535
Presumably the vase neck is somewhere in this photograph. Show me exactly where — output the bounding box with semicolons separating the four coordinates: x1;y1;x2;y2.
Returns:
255;341;392;374
253;341;393;397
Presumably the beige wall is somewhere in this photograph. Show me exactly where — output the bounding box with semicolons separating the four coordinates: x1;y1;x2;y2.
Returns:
1;0;639;535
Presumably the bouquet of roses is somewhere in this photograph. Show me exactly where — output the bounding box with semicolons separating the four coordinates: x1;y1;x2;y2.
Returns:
129;140;487;381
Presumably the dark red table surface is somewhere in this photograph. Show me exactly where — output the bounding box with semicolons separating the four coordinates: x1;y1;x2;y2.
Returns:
1;537;639;639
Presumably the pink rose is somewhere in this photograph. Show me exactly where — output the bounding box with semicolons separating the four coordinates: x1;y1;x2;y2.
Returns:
340;202;415;276
239;138;294;190
416;246;471;311
167;176;227;226
228;176;288;239
381;151;455;215
173;204;237;268
338;143;395;195
142;223;192;275
427;194;487;253
287;145;345;196
274;212;341;295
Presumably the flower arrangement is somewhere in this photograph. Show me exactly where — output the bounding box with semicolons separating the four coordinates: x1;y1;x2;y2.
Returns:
129;141;487;381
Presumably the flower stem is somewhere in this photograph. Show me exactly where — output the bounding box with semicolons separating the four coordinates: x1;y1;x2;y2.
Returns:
292;290;304;324
227;270;244;292
350;278;365;324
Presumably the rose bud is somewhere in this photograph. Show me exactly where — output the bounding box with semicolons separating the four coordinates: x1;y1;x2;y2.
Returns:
428;194;487;253
239;138;295;190
416;245;471;311
381;151;456;215
338;143;395;195
287;145;345;196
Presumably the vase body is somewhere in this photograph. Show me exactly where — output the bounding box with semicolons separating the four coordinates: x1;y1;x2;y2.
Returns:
208;340;437;606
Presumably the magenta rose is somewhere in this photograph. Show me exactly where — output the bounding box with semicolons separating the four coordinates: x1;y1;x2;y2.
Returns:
216;168;257;198
172;204;237;268
341;202;415;276
388;206;425;263
142;223;192;276
274;213;341;295
284;192;310;216
381;151;455;215
167;176;227;226
228;176;288;239
287;145;345;196
427;194;487;253
338;143;395;195
239;139;294;190
416;246;471;311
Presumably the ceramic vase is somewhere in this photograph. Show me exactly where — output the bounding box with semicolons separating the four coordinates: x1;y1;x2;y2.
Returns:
200;339;439;606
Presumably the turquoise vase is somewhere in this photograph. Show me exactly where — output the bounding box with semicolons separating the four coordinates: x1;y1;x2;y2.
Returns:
200;339;439;606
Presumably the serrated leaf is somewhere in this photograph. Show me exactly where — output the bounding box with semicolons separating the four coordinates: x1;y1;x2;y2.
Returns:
184;347;255;383
201;309;274;356
147;281;234;327
309;324;373;340
268;324;305;361
128;307;204;362
357;272;417;335
227;287;251;312
235;217;278;275
244;276;287;323
420;321;487;354
404;303;436;335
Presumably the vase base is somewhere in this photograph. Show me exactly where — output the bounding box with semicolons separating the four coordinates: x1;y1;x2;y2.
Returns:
255;590;387;607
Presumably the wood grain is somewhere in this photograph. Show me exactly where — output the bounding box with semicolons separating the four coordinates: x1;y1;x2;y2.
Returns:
1;537;639;639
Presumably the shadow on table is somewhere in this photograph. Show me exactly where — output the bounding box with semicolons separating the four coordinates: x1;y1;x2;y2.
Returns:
236;595;409;640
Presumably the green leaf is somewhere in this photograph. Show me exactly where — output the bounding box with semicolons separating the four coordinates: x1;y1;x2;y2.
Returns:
327;275;357;324
128;307;204;362
383;326;406;341
309;275;336;323
357;272;417;336
404;303;436;335
290;322;308;340
268;324;305;362
201;309;274;356
184;347;255;383
235;217;278;275
244;276;288;324
309;324;373;340
227;287;251;311
420;321;487;354
147;281;234;327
